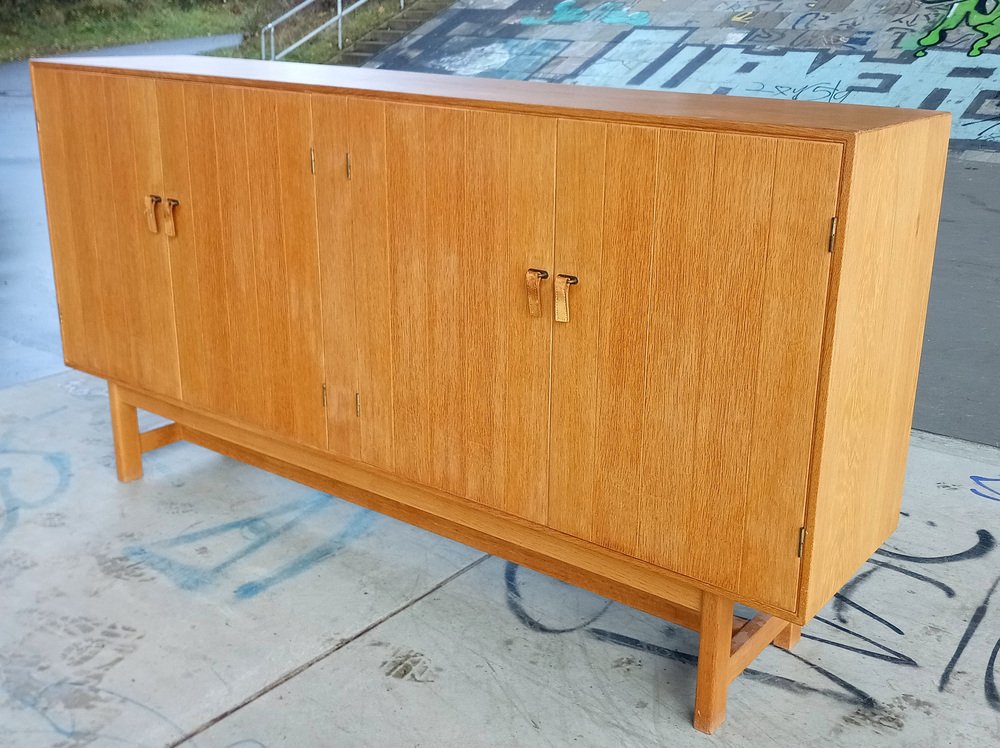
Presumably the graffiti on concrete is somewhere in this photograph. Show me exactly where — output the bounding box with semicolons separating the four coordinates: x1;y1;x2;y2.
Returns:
124;492;377;599
504;518;1000;720
916;0;1000;58
521;0;649;27
370;0;1000;150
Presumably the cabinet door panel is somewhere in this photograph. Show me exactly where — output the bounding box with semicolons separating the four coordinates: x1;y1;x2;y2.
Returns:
311;94;360;459
344;101;554;523
549;125;841;611
161;82;326;448
34;69;180;396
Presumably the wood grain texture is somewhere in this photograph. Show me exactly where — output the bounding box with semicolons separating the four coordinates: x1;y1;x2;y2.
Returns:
108;381;143;482
694;592;733;734
736;139;842;610
357;104;552;521
312;94;361;459
346;97;394;471
32;62;951;634
548;127;839;612
112;380;706;615
802;116;950;619
589;123;658;555
504;115;556;523
211;85;268;428
385;102;432;486
243;87;326;448
548;117;607;541
102;75;182;398
157;79;210;407
31;67;92;371
462;109;511;511
636;129;717;572
726;613;787;684
33;56;941;138
272;90;327;449
179;81;239;418
424;105;468;498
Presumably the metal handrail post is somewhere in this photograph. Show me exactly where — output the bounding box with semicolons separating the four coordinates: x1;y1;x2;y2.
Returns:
338;0;344;49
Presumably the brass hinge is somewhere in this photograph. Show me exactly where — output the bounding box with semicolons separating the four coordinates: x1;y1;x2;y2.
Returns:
828;217;838;253
322;383;327;407
310;146;316;175
797;527;806;558
354;392;361;417
346;152;352;180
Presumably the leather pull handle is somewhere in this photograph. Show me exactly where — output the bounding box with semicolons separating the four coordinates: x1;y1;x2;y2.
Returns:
163;198;179;238
144;194;161;234
526;268;548;318
554;274;579;323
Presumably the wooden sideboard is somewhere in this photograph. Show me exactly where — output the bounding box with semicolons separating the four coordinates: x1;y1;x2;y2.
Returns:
31;55;949;733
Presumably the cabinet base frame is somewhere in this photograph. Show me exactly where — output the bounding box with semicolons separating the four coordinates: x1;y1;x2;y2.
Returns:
106;380;799;733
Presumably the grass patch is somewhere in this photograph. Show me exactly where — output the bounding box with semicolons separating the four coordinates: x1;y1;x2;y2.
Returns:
212;0;408;64
1;2;262;62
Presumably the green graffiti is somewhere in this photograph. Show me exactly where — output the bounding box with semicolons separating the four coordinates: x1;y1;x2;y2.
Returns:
915;0;1000;57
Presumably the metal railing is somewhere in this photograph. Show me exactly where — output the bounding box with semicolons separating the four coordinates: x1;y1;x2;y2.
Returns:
261;0;405;60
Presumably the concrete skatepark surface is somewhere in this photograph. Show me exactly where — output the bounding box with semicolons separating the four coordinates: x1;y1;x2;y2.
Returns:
0;8;999;746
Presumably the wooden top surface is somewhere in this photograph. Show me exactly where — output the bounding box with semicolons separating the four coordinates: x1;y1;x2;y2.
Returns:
32;54;945;138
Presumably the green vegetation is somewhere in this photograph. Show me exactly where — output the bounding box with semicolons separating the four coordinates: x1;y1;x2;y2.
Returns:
213;0;401;64
0;1;266;62
0;0;427;66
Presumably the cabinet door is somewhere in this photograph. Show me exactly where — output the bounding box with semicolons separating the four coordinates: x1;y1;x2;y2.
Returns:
548;123;842;611
33;68;181;397
333;100;555;523
158;81;326;449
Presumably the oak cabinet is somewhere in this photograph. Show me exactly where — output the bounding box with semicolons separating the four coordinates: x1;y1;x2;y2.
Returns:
32;55;950;733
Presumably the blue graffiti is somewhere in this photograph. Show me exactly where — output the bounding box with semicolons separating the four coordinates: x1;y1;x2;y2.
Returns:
0;438;71;545
521;0;649;27
971;475;1000;501
125;492;377;599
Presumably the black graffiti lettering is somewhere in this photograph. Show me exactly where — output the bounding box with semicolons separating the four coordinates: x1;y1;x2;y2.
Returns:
939;575;1000;691
876;528;996;564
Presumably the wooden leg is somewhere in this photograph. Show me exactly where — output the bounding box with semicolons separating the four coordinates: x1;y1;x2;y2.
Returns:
694;592;734;734
108;382;143;482
774;622;802;651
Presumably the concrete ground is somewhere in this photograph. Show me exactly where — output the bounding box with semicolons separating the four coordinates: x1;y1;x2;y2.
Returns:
0;372;998;746
1;7;1000;748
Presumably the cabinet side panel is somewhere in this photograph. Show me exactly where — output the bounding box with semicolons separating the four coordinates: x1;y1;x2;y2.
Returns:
804;117;950;620
32;67;90;370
